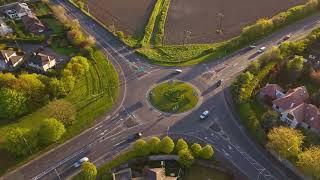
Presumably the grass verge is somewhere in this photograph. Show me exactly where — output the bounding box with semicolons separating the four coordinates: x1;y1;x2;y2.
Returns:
0;49;119;175
183;164;232;180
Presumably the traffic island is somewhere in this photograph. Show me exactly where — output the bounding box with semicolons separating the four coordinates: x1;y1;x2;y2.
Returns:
148;80;199;113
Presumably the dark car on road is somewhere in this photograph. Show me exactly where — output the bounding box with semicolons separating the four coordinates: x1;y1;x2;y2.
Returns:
127;132;142;142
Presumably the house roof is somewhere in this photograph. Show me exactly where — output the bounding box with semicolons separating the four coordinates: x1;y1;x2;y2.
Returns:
272;86;309;111
0;49;23;66
260;83;284;99
144;168;177;180
305;104;320;129
0;49;15;59
30;53;55;67
21;14;44;32
15;3;30;14
9;55;23;65
284;103;306;123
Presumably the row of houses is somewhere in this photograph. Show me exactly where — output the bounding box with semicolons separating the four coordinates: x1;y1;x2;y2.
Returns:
0;49;56;72
260;84;320;133
0;2;45;36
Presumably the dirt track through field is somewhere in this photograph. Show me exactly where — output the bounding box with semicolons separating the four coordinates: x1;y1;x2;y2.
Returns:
164;0;306;44
88;0;155;36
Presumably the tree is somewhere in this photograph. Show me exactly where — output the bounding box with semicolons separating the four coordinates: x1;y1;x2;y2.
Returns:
238;71;254;84
148;137;161;154
279;41;306;57
175;138;188;153
247;61;260;75
79;162;97;180
190;143;202;157
65;56;90;78
286;56;305;83
261;110;279;130
159;136;175;154
0;88;28;119
133;139;150;156
297;146;320;179
178;149;194;168
61;70;76;93
47;100;76;126
199;145;214;159
47;78;67;98
266;126;304;159
39;118;66;145
4;127;38;157
0;73;17;89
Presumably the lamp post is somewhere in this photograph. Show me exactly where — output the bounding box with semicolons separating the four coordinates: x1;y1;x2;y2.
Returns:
216;13;224;34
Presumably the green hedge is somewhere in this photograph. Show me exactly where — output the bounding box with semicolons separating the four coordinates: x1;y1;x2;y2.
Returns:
154;0;171;45
140;0;164;47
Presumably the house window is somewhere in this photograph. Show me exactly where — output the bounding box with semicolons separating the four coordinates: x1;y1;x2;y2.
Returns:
287;114;294;120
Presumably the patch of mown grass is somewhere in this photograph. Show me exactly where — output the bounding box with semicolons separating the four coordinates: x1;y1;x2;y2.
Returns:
30;1;51;16
41;17;65;34
51;36;79;56
0;49;119;175
149;81;199;113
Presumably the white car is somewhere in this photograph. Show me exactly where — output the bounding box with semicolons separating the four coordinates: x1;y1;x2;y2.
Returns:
175;69;182;73
257;47;266;53
200;110;210;120
73;157;89;168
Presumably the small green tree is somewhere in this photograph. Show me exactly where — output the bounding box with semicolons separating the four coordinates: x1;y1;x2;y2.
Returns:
133;139;150;156
247;61;260;75
199;145;214;159
148;136;161;154
39;118;66;145
261;110;279;130
4;127;38;157
47;100;76;126
79;162;97;180
190;143;202;157
159;136;174;154
178;149;194;168
175;138;188;153
0;88;28;119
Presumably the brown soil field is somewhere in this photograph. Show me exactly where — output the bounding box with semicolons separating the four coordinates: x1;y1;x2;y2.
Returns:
164;0;306;44
88;0;155;37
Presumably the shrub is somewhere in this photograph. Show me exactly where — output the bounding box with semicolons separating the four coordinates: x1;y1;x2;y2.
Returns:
39;118;66;145
190;143;202;157
80;162;97;180
133;139;150;156
178;149;194;168
148;136;161;154
199;145;214;159
175;138;188;153
159;136;175;154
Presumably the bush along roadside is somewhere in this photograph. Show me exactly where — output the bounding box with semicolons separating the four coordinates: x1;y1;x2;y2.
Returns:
90;136;215;180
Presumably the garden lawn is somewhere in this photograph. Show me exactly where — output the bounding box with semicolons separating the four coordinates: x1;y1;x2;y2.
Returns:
183;164;232;180
149;81;198;113
30;1;51;16
41;17;65;34
0;49;119;175
51;36;79;56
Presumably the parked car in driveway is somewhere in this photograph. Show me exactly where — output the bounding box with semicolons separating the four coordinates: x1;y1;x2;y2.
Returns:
73;157;89;168
200;110;210;120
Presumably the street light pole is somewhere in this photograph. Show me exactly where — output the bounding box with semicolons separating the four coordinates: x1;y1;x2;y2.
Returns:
216;13;224;34
23;137;32;154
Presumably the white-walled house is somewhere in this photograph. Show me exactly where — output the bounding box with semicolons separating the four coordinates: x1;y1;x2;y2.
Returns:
28;52;56;72
0;49;24;70
5;3;32;20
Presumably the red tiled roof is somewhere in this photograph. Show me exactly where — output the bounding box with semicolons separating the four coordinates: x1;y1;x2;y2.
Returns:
260;83;284;100
305;104;320;129
272;86;309;111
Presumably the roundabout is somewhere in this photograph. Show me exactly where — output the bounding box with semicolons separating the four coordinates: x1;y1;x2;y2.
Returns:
148;80;199;113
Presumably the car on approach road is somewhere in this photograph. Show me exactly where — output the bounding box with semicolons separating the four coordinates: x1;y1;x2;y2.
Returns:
174;69;182;73
282;34;291;41
200;110;210;120
128;132;143;142
73;157;89;168
217;79;223;87
249;45;256;49
257;47;266;53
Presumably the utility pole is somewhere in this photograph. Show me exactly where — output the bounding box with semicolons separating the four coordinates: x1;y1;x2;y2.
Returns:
86;4;90;14
183;30;192;45
111;17;117;34
216;13;224;34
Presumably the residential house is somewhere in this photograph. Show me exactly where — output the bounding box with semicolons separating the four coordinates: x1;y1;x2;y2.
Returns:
259;83;284;104
260;84;320;133
0;18;13;36
0;49;24;70
28;52;56;72
21;14;45;33
5;3;32;20
272;86;309;113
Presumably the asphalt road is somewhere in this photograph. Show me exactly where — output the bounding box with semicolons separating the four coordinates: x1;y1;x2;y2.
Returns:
2;1;320;180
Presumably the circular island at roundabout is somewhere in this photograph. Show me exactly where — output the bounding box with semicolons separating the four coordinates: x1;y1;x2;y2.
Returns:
148;80;199;114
